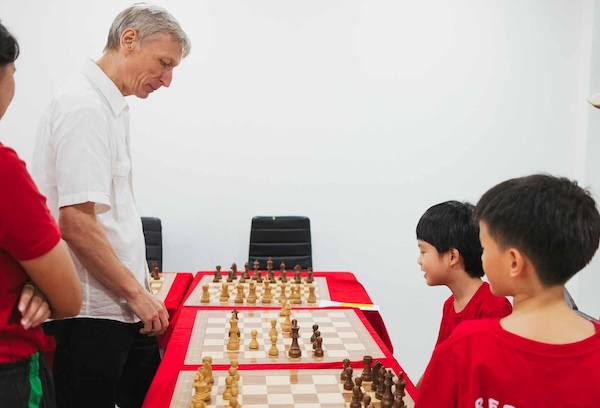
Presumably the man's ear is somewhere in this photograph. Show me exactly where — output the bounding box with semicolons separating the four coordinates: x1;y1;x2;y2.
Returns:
120;28;138;53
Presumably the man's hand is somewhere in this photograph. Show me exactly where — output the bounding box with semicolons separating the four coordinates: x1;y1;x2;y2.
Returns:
127;290;169;336
18;283;51;330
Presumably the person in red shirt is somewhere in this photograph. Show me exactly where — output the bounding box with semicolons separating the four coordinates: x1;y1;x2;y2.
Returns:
416;174;600;407
415;200;512;388
0;21;82;407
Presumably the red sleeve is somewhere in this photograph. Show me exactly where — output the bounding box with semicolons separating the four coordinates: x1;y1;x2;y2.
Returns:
0;146;61;260
416;334;459;407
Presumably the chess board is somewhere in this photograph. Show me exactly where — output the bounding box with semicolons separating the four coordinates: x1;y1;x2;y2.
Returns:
183;275;331;307
170;368;415;408
184;309;387;366
149;273;176;299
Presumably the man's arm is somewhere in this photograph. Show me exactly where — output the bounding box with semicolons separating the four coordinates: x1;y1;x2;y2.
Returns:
58;202;168;336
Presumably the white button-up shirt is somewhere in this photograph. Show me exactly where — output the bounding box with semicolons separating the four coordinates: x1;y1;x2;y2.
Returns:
32;59;149;323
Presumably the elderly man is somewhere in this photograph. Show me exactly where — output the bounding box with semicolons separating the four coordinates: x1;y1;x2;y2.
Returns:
32;4;191;408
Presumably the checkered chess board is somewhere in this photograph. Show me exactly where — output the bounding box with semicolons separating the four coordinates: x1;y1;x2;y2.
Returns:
184;309;386;366
170;368;415;408
149;273;176;299
183;275;330;307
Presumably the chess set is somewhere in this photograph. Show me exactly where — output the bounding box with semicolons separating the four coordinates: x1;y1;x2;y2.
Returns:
149;265;175;297
170;366;415;408
184;263;331;308
184;309;388;366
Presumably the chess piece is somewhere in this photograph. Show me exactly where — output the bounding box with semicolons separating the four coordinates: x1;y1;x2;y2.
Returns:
307;285;317;304
230;360;241;381
219;283;229;302
313;336;323;357
343;366;354;390
269;319;278;338
247;281;257;304
243;262;251;279
249;329;259;350
394;371;407;400
288;319;302;358
213;265;222;282
279;263;287;282
228;386;240;407
261;281;272;304
234;283;244;304
202;356;214;385
290;286;301;304
269;335;279;356
267;256;273;273
223;376;233;400
361;355;373;382
191;371;211;403
341;358;351;380
306;267;314;283
371;361;382;392
281;303;292;333
278;283;287;304
294;264;302;284
311;331;321;348
375;366;386;400
252;259;260;280
279;297;288;315
380;370;395;408
227;268;235;282
227;315;240;351
151;263;160;280
310;324;319;343
231;262;238;276
363;395;372;408
354;377;364;402
200;284;210;304
350;386;362;408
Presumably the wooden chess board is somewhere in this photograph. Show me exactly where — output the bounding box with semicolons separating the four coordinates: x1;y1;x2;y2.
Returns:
170;368;415;408
184;309;387;366
183;275;331;307
149;273;176;298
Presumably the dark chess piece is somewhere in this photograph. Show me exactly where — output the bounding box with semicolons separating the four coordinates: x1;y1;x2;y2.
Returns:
380;370;395;408
361;355;373;382
393;395;407;408
213;265;222;282
252;260;260;280
310;324;319;343
294;264;302;284
243;262;251;279
371;361;382;392
394;371;406;399
288;319;302;358
349;386;362;408
343;367;354;390
313;337;323;357
375;366;386;400
363;395;372;407
312;331;321;347
227;269;235;282
354;377;363;402
341;358;351;380
306;267;314;283
231;263;237;275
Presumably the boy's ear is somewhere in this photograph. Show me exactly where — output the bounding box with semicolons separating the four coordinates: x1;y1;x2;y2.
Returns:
448;248;460;266
507;248;527;278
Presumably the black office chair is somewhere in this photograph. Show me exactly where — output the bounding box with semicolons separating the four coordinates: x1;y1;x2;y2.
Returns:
249;216;312;270
564;288;600;323
141;217;163;271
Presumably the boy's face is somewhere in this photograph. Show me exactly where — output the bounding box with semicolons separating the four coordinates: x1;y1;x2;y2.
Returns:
417;240;451;286
479;221;511;296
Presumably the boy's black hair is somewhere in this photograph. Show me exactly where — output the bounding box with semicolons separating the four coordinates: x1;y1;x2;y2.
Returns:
0;21;19;66
473;174;600;286
416;200;484;278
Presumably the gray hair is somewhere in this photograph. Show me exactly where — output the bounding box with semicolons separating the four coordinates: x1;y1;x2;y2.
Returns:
104;3;191;58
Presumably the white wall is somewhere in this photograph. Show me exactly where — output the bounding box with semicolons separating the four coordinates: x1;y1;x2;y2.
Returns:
2;0;598;381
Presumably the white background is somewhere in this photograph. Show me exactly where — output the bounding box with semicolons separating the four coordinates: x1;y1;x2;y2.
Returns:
2;0;600;382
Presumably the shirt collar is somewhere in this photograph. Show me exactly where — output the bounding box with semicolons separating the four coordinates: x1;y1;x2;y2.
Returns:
81;59;129;116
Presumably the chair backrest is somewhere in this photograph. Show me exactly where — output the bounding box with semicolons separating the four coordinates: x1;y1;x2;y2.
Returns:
249;216;312;270
141;217;162;271
564;287;600;323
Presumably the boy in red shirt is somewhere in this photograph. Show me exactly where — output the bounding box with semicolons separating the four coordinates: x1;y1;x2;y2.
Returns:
416;175;600;407
415;200;512;388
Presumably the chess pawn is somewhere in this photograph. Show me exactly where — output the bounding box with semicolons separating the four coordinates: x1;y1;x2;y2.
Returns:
249;329;259;350
230;360;240;381
261;282;272;304
363;395;372;408
269;319;278;338
313;336;324;358
228;386;240;408
246;281;257;304
223;376;233;400
200;284;210;304
350;386;362;408
341;358;351;380
312;331;321;348
219;283;229;302
234;283;244;304
281;304;292;334
307;285;317;304
343;366;354;390
306;267;314;283
354;377;364;402
310;324;319;343
268;335;279;356
278;283;287;304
